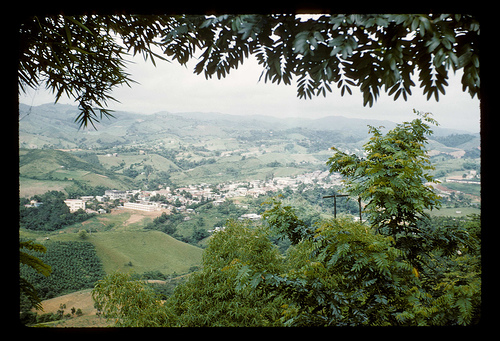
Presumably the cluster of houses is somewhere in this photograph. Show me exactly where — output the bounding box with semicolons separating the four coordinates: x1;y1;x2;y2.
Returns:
445;170;480;185
61;171;343;215
219;170;341;198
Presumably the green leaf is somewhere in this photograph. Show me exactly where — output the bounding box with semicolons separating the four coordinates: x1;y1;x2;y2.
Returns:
455;297;472;314
427;37;440;53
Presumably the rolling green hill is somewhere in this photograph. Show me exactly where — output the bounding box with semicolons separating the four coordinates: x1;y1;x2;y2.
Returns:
19;149;135;197
20;103;476;150
19;103;480;191
97;153;180;175
90;230;202;275
20;210;203;276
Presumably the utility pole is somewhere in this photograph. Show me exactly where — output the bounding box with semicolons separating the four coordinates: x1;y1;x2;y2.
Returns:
358;197;362;223
322;194;348;219
323;194;362;223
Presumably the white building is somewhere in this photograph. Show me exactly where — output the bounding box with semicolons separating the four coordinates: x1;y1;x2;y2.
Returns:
105;190;128;200
123;202;158;212
238;213;262;221
208;226;226;233
80;196;95;202
64;199;86;212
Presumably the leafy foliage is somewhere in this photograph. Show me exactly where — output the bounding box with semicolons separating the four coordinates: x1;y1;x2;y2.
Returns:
92;272;168;327
162;14;479;105
19;240;52;311
144;211;179;235
91;210;480;326
327;111;442;263
262;197;313;245
261;217;419;326
241;205;481;326
93;220;286;327
20;14;479;127
19;15;168;128
164;221;286;326
324;111;481;302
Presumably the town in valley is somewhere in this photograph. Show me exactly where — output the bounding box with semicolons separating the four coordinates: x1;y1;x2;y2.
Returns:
48;170;343;222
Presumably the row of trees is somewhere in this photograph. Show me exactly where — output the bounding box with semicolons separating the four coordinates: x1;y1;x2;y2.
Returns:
434;133;477;147
144;210;209;245
144;200;248;245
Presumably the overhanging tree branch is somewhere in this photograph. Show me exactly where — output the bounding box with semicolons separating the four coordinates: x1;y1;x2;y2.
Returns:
19;14;480;128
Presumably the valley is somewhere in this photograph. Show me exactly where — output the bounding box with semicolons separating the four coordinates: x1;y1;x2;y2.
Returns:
19;103;481;327
19;103;480;195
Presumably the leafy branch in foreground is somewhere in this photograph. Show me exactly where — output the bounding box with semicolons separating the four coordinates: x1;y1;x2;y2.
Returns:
19;14;479;128
162;14;479;105
90;212;480;326
261;197;313;245
19;15;168;128
19;240;52;311
240;205;480;326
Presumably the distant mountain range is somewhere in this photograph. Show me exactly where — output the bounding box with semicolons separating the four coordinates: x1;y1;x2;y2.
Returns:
19;103;474;146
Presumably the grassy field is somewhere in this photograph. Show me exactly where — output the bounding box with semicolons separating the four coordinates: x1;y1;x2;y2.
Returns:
21;209;203;276
19;177;70;197
19;149;134;196
441;182;481;196
89;230;202;275
29;288;115;328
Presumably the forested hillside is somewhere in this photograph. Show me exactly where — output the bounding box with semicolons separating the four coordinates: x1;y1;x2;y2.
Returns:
19;148;135;197
20;191;95;231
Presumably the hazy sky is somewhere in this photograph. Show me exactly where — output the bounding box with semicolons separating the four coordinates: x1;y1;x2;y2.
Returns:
19;46;481;133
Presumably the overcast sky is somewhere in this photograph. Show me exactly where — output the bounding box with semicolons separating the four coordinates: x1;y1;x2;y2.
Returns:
19;47;481;133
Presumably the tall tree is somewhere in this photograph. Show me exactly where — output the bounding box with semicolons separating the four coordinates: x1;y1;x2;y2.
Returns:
327;110;441;237
19;14;479;128
325;111;476;279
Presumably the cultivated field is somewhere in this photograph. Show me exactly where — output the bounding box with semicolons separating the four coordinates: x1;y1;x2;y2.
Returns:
32;289;115;328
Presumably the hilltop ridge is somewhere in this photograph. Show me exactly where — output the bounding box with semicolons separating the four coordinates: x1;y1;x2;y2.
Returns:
19;103;480;196
19;103;474;144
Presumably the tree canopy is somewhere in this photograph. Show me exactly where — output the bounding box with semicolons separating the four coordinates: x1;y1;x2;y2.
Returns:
19;14;479;128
